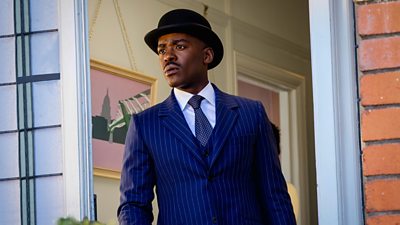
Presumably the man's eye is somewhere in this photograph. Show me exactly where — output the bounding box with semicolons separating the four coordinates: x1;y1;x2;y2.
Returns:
176;45;185;50
158;49;166;55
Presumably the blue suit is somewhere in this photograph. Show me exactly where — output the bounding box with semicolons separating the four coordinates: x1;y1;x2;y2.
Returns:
118;85;296;225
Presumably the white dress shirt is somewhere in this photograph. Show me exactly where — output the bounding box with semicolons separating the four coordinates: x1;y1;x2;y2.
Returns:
174;82;216;136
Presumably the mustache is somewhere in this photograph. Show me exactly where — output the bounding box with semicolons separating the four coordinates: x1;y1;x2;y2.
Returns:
164;62;180;68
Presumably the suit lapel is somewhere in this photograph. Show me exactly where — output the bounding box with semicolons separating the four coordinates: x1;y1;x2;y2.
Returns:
158;92;204;163
210;86;239;166
158;87;239;167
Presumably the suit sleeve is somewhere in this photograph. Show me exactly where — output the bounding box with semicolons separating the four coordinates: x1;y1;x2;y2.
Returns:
117;115;156;225
254;101;297;225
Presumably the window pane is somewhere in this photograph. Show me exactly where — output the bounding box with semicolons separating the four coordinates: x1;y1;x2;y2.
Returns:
36;176;64;225
0;37;16;84
0;0;14;36
0;132;19;179
30;0;58;32
30;32;60;75
0;85;17;132
34;127;62;175
32;80;61;127
0;180;21;225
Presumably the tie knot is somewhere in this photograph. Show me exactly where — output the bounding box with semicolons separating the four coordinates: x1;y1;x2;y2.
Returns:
188;95;204;109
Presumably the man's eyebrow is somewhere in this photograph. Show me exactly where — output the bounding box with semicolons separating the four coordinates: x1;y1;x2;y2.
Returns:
158;39;189;49
172;39;189;44
157;43;166;49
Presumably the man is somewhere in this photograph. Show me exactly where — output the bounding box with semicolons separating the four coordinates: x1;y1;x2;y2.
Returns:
118;8;296;225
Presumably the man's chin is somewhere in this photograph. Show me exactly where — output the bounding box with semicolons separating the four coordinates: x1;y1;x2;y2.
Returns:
167;82;178;88
167;80;185;89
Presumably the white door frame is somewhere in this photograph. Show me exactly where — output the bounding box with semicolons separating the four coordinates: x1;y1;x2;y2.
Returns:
234;51;309;225
237;75;296;182
60;0;93;220
309;0;363;224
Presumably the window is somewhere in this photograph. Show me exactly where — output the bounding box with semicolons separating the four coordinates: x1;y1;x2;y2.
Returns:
0;1;63;224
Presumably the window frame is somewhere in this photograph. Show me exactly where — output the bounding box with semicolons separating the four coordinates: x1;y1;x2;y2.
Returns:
309;0;364;224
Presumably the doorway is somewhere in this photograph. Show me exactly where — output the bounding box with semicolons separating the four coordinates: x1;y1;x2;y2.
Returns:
235;52;310;225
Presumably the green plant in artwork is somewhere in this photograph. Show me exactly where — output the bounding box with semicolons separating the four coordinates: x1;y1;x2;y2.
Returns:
57;217;106;225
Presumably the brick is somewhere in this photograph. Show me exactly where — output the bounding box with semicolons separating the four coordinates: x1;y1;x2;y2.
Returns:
359;37;400;71
365;179;400;212
367;215;400;225
357;2;400;35
363;143;400;176
362;108;400;141
360;72;400;106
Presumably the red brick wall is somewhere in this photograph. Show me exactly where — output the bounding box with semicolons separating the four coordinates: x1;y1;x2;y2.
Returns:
356;1;400;224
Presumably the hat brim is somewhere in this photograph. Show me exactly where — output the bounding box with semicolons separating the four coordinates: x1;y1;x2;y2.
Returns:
144;23;223;69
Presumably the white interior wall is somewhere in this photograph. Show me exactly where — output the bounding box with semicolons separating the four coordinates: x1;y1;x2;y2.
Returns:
231;0;310;49
93;177;120;225
89;0;177;102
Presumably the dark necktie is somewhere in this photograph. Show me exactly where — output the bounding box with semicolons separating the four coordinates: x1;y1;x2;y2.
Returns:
188;95;213;146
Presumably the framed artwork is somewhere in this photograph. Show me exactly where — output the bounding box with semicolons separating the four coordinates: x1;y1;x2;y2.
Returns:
90;59;157;179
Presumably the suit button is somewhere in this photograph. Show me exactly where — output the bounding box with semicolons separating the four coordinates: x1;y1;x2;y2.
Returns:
208;175;213;181
203;150;209;157
212;216;217;224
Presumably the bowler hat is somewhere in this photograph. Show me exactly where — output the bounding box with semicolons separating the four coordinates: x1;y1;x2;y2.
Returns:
144;9;224;69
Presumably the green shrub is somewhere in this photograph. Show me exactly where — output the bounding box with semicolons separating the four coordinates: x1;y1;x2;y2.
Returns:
57;217;106;225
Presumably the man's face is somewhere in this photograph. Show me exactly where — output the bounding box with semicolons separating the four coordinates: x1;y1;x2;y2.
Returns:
157;33;214;94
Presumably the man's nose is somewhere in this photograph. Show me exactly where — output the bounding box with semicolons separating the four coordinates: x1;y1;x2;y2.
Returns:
163;48;176;62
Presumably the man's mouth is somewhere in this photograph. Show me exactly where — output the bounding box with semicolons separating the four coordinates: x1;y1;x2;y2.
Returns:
164;64;180;76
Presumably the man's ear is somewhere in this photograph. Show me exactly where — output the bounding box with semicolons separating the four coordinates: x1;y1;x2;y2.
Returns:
203;47;214;65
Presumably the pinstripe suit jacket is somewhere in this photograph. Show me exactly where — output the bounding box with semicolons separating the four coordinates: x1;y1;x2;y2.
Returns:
118;85;296;225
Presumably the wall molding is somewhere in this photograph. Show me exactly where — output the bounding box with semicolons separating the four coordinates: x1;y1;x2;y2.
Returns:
235;52;305;90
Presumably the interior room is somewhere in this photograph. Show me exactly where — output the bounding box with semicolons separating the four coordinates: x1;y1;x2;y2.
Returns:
87;1;316;224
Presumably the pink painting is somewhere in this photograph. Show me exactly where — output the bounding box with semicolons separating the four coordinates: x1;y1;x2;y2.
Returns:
90;60;156;175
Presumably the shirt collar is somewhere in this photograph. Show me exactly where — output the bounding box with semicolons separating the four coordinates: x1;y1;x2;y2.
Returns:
174;82;215;111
